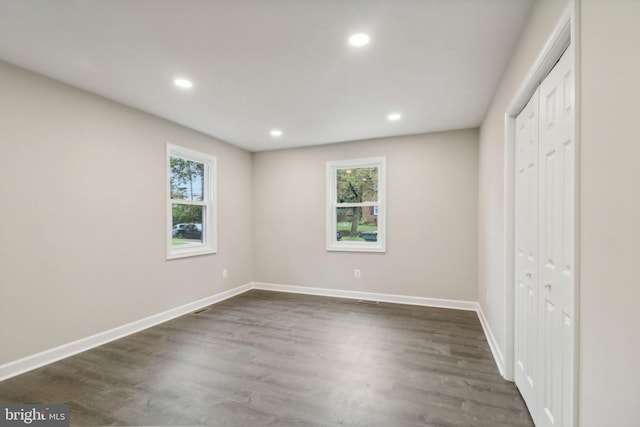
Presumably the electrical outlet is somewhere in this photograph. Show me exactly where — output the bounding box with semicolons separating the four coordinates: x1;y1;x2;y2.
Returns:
222;269;228;279
354;269;361;279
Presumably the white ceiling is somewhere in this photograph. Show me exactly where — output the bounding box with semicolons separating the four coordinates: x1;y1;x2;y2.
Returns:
0;0;533;152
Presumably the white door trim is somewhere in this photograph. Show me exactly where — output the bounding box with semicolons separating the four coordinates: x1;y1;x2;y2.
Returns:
503;3;579;425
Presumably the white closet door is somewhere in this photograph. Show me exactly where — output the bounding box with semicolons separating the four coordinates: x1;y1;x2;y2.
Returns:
537;47;574;427
514;46;574;427
514;88;540;422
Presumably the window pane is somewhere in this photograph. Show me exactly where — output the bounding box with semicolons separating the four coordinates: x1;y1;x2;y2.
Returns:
336;206;378;242
170;156;205;201
336;166;378;203
172;204;204;246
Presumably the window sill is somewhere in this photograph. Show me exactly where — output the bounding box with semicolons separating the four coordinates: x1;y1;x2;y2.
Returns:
326;242;386;253
167;245;217;260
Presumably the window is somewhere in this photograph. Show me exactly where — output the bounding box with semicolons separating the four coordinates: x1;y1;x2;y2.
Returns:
326;157;386;252
167;144;217;259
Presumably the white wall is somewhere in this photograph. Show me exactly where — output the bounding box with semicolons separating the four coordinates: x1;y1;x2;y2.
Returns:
477;0;570;370
0;60;253;365
253;130;478;301
579;1;640;425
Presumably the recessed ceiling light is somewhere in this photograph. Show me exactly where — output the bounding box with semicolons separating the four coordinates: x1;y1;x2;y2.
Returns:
270;129;283;137
174;78;193;88
348;33;370;47
387;113;402;121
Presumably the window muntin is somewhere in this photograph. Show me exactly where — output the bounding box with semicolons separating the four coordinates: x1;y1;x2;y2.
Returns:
167;144;216;259
327;157;386;252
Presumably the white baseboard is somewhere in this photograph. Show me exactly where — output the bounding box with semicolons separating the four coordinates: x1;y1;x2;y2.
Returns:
251;282;479;311
1;281;506;384
0;283;252;382
476;304;506;378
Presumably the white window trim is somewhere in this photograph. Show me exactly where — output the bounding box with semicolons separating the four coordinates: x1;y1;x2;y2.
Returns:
326;156;386;252
166;144;217;259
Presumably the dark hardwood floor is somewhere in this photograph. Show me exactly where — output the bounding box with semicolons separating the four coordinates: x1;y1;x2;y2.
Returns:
0;290;534;426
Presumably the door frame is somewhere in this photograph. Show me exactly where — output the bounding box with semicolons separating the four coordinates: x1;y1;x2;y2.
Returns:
503;1;580;425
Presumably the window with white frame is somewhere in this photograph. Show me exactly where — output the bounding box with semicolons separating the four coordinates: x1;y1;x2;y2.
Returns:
326;157;386;252
167;144;217;259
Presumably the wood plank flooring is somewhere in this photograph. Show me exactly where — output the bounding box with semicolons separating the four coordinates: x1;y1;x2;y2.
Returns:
0;290;534;426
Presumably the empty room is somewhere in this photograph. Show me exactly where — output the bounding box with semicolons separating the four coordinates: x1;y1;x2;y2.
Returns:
0;1;638;426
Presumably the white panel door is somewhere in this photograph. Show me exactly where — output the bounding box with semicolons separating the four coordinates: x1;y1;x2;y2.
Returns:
514;88;540;423
513;46;574;427
537;47;574;427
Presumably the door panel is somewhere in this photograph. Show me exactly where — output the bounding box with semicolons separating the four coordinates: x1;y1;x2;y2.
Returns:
537;47;574;427
514;89;539;420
